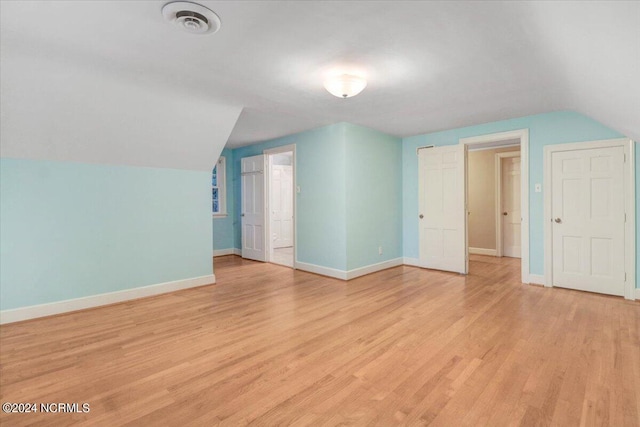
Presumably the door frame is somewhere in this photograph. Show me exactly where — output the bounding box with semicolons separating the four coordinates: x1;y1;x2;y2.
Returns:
460;129;530;284
264;144;296;269
543;138;635;300
495;151;521;257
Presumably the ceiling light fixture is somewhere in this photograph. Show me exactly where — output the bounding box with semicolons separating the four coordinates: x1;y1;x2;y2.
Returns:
162;2;221;35
324;74;367;98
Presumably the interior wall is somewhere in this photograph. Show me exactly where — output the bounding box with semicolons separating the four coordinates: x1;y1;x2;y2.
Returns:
468;146;520;251
212;148;236;252
0;48;241;312
232;124;348;271
227;123;403;273
402;110;637;287
344;124;403;270
0;159;212;311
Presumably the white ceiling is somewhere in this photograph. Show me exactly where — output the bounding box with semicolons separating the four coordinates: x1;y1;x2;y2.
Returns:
1;1;639;149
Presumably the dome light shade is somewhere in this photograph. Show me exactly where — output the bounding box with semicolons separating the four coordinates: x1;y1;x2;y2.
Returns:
323;74;367;98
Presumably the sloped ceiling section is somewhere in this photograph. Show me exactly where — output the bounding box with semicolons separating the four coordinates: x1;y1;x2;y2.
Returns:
523;1;640;142
0;14;242;171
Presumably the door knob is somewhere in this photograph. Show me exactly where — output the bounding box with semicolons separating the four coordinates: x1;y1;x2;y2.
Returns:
554;218;562;223
503;212;508;216
419;214;424;219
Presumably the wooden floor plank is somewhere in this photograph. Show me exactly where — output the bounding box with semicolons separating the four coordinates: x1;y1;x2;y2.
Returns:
1;255;638;426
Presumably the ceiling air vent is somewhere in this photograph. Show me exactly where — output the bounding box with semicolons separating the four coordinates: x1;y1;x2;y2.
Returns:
162;2;221;35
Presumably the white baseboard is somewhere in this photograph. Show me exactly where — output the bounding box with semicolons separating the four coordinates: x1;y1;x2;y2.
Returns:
295;261;347;280
0;274;216;324
469;247;497;256
213;248;241;257
296;258;404;281
402;257;421;267
346;258;403;280
528;274;545;286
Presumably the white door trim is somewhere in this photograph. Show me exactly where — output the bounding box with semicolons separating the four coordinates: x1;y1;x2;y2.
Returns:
543;138;635;300
460;129;530;284
495;151;521;257
264;144;296;269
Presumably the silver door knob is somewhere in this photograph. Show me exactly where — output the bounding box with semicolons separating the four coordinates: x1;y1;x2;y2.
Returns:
419;214;424;219
554;218;562;223
503;212;508;216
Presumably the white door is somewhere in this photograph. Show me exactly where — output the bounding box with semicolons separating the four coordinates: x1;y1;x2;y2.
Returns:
271;165;293;248
418;145;467;273
241;155;266;262
551;146;625;296
501;156;521;258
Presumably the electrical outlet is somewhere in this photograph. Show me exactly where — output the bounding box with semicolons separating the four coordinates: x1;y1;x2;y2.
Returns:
296;186;301;193
378;246;383;255
535;183;542;193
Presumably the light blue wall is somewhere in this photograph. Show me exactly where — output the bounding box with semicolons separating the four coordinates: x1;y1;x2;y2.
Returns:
402;111;634;282
209;111;637;286
0;158;213;310
232;124;348;270
226;122;403;272
344;124;402;270
212;148;235;251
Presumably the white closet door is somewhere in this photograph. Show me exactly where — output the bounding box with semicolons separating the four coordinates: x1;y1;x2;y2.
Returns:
418;145;467;273
551;146;625;296
271;165;293;248
241;155;266;262
502;156;521;258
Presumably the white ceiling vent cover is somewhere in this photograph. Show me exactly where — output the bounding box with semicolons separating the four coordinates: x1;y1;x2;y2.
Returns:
162;2;221;35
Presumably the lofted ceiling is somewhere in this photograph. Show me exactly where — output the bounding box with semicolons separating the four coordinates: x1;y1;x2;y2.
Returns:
1;1;639;149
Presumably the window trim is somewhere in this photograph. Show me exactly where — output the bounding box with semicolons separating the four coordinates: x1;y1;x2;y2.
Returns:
212;156;227;217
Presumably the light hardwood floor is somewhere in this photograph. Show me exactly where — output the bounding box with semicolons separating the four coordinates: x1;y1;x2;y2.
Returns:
1;255;638;426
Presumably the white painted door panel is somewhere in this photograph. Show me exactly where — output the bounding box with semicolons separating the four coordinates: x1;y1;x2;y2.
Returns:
271;165;293;248
551;147;625;296
241;155;266;262
502;156;521;258
418;145;466;273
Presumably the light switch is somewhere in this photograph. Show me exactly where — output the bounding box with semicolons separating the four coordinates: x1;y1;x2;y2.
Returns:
535;183;542;193
296;186;301;193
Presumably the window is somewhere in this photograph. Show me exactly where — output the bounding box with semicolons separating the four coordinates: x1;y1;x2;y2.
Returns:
212;156;226;216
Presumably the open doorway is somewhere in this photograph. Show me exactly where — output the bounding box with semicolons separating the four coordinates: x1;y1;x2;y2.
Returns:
461;129;529;283
467;145;521;258
265;145;295;268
